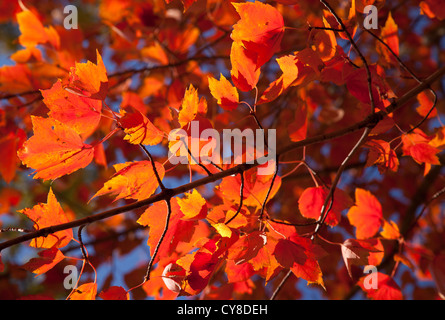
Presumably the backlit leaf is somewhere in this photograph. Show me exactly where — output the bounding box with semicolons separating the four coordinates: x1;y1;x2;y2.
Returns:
92;160;165;201
347;188;383;239
19;188;72;248
17;116;95;181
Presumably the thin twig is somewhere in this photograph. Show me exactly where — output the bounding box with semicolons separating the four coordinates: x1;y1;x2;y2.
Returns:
319;0;376;114
225;172;244;225
139;144;166;191
311;127;372;240
270;270;293;300
144;198;172;282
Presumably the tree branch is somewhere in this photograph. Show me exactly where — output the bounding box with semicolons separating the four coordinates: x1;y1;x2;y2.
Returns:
1;65;443;253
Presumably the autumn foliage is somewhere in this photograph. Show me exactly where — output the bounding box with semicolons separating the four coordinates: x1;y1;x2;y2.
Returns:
0;0;444;301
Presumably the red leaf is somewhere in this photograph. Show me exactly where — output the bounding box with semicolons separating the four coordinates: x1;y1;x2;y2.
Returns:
347;188;383;239
99;286;129;300
298;186;352;227
273;235;324;286
359;272;403;300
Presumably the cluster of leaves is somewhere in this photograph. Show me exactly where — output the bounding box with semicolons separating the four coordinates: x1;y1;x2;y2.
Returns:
0;0;444;300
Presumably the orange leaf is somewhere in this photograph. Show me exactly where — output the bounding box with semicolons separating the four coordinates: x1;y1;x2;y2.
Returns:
208;74;239;111
231;1;284;68
178;84;200;127
68;282;97;300
16;9;60;49
19;188;73;248
359;272;403;300
41;79;102;138
118;107;164;146
17;116;95;181
380;219;401;240
92;160;165;201
137;199;198;262
230;41;261;92
347;188;383;239
420;0;445;20
177;189;208;221
377;12;399;65
257;54;299;104
22;247;65;276
67;50;108;100
416;91;437;119
98;286;129;300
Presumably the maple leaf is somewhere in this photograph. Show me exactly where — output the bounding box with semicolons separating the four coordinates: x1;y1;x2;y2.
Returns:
98;286;129;300
92;160;165;202
161;263;186;294
68;282;97;300
208;73;239;111
380;219;401;240
298;186;352;227
0;129;26;183
19;188;73;248
359;272;403;300
22;247;65;276
231;1;285;68
310;17;337;62
176;189;208;221
227;231;267;265
66;49;108;100
273;234;324;286
41;79;102;138
347;188;383;239
416;91;437;119
401;129;441;174
16;9;60;49
420;0;445;20
376;12;399;65
177;84;203;127
230;41;261;92
341;238;382;278
257;54;299;104
118;107;164;146
365;139;399;173
17;116;95;181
